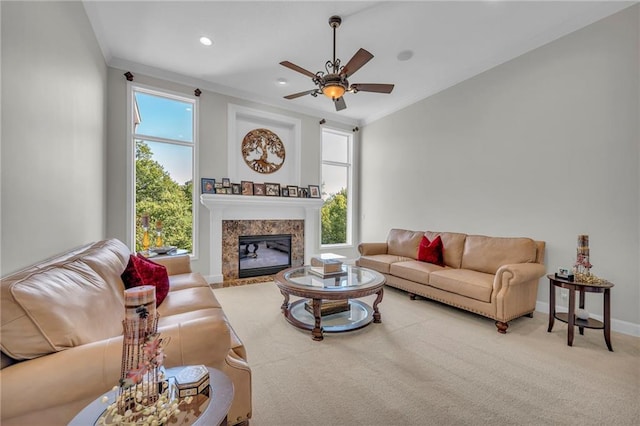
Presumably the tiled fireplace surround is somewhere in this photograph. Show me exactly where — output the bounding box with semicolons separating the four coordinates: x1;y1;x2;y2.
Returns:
200;194;324;283
222;219;303;281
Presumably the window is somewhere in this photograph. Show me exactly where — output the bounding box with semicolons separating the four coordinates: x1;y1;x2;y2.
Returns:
320;128;353;246
130;86;197;254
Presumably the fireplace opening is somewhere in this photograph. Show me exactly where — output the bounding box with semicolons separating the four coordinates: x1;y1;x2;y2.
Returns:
238;234;292;278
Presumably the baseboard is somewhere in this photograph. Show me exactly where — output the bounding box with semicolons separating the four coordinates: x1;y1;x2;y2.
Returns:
535;301;640;337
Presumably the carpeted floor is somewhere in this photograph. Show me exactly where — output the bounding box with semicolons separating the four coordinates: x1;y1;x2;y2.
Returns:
213;282;640;426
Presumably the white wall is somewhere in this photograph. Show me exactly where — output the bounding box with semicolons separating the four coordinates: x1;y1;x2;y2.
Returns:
1;1;107;275
105;69;359;275
361;6;639;330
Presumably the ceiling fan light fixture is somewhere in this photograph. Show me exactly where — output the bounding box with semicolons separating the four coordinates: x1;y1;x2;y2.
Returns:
322;83;346;99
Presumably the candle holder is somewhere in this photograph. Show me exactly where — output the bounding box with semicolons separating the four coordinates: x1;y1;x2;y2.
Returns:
97;287;192;425
155;220;164;248
141;214;151;253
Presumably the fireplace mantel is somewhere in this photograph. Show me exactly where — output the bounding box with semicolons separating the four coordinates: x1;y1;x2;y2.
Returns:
200;194;324;282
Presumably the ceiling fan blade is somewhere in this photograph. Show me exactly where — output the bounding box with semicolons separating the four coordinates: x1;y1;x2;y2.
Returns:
284;89;317;100
340;48;374;78
351;83;395;94
280;61;317;79
334;96;347;111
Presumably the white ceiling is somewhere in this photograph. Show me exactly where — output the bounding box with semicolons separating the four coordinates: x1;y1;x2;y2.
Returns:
83;1;634;125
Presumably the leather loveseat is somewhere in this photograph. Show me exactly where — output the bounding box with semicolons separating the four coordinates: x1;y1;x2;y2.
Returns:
0;239;251;425
357;229;546;333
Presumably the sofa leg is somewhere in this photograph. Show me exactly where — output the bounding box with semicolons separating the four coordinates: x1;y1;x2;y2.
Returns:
495;321;508;334
409;293;417;300
525;312;534;318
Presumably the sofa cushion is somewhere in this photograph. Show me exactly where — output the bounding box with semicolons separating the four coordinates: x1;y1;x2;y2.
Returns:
121;254;170;306
157;287;222;317
169;272;210;291
386;229;424;259
0;241;128;360
389;260;445;285
429;269;495;303
461;235;537;274
424;231;467;268
356;254;412;274
417;235;444;266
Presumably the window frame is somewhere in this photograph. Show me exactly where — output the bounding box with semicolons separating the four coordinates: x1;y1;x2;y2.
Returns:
320;126;355;249
126;83;199;258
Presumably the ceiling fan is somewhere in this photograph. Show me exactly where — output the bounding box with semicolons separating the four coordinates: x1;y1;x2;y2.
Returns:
280;15;394;111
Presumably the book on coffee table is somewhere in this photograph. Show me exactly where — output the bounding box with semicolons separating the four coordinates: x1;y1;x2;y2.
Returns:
310;256;344;276
304;299;350;316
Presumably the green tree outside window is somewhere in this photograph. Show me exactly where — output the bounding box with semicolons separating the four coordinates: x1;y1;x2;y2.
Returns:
321;188;347;245
135;141;193;252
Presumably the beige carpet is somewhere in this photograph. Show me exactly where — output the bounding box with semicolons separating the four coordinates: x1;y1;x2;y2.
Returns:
213;282;640;426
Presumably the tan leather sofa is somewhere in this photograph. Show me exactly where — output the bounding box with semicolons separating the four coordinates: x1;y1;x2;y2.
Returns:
0;239;251;425
357;229;546;333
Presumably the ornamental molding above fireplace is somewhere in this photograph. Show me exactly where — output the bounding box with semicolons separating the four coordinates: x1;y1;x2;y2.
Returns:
200;194;323;283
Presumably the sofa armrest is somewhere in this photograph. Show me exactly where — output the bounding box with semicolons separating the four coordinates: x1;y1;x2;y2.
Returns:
493;263;546;322
152;254;192;275
358;242;388;256
0;314;231;422
494;263;546;289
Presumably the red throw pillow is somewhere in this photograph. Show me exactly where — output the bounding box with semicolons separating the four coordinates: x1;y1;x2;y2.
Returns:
121;254;170;306
417;235;445;267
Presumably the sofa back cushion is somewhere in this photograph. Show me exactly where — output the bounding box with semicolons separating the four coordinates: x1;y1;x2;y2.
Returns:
424;231;467;268
386;229;425;259
461;235;538;274
0;239;129;360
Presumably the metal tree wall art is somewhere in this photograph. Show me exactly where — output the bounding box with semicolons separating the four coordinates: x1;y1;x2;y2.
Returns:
241;128;286;174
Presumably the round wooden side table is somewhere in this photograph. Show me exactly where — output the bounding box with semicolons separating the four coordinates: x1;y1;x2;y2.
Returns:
547;274;614;351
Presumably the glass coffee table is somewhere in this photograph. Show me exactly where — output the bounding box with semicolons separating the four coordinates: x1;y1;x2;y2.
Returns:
274;265;385;341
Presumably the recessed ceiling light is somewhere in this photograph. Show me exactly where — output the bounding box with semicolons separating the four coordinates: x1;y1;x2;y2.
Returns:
277;78;288;85
199;36;213;46
397;50;414;61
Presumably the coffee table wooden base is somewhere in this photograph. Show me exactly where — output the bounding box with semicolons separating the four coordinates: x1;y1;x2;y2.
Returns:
282;297;381;341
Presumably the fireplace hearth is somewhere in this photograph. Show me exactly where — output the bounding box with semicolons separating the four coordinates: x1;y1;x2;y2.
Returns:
238;234;292;278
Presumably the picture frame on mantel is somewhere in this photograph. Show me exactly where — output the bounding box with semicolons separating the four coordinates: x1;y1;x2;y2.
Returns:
265;183;280;196
287;186;298;197
201;178;216;194
253;183;266;196
228;104;301;185
309;185;321;198
241;181;253;195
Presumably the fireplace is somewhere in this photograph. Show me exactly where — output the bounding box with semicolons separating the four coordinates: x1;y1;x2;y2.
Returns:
238;234;292;278
200;194;324;283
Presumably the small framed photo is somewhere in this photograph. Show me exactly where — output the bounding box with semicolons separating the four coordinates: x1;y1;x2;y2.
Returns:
287;186;298;197
253;183;266;196
231;183;242;195
222;178;231;188
214;182;223;189
281;187;289;197
201;178;216;194
309;185;321;198
241;181;254;195
265;183;280;196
